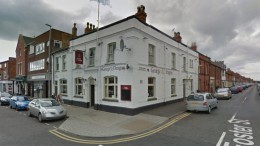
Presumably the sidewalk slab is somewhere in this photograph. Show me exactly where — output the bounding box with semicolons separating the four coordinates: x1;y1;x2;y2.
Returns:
59;102;185;137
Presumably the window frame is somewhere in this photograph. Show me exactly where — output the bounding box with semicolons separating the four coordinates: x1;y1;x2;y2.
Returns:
107;42;116;64
148;77;156;98
104;76;118;98
89;47;95;66
55;57;59;71
62;55;66;70
172;52;176;69
148;44;155;65
171;78;176;97
75;78;83;96
60;79;67;95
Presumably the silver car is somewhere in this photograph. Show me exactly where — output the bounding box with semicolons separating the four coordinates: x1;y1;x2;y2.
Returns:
215;88;232;99
27;98;67;122
186;93;218;114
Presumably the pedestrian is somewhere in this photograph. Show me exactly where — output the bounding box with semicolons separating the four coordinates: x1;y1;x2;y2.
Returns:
36;87;40;98
56;93;63;104
51;93;57;99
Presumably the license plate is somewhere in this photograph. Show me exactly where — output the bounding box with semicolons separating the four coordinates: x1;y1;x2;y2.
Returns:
192;102;198;105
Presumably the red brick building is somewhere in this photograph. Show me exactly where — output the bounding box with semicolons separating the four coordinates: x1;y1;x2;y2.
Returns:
15;34;34;95
0;57;16;94
210;61;222;93
198;53;211;92
27;28;73;98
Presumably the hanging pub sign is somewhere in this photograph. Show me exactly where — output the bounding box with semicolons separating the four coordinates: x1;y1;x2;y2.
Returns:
75;50;83;64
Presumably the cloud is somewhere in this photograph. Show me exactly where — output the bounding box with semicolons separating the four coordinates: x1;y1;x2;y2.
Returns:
0;0;93;41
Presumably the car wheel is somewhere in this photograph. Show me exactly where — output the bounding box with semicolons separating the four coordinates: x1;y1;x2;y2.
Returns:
16;106;19;111
10;105;12;109
0;102;2;106
38;113;43;122
207;106;211;114
27;110;32;117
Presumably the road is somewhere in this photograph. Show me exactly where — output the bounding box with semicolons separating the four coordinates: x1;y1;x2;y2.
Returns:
0;85;259;146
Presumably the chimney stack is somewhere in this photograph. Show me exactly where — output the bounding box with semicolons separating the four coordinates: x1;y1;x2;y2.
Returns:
173;32;182;43
72;23;77;37
85;22;93;34
190;42;197;51
135;5;147;23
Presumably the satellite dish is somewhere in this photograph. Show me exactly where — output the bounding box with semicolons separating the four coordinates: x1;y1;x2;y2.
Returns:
120;39;124;51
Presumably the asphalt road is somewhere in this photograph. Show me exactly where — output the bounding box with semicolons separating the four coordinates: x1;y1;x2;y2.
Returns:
0;85;259;146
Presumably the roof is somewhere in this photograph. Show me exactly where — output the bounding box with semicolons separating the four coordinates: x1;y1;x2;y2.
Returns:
22;35;34;45
71;15;194;51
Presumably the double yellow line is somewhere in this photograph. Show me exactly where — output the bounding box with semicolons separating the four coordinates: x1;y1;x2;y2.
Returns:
50;112;191;144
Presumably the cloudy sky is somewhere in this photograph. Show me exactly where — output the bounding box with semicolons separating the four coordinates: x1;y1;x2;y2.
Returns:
0;0;260;80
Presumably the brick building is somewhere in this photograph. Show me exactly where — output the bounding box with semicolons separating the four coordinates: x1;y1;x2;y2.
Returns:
15;34;34;95
0;57;17;94
27;29;73;98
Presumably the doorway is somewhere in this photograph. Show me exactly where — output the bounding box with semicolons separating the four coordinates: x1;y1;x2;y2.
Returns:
90;85;95;107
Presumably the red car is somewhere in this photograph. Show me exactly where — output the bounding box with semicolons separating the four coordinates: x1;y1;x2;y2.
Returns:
237;86;243;92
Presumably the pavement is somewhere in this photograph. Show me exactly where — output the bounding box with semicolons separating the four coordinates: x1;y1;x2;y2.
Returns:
59;101;186;137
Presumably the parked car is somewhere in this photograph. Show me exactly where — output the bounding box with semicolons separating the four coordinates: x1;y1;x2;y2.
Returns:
186;92;218;114
0;92;12;106
9;96;31;110
215;88;232;99
27;98;67;122
230;86;239;94
238;86;243;92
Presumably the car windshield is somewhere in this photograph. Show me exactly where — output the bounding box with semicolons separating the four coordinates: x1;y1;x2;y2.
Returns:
187;94;204;101
217;89;227;93
40;100;60;107
17;96;29;101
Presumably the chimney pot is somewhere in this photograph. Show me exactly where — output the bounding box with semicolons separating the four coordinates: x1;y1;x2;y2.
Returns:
135;5;147;23
72;23;77;37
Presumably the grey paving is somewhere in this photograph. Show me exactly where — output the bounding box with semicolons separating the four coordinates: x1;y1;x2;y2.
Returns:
59;101;186;137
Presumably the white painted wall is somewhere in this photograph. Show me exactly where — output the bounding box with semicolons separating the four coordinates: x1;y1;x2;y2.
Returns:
53;17;199;109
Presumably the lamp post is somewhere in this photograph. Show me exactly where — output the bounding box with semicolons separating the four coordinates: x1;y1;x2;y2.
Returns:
46;24;51;98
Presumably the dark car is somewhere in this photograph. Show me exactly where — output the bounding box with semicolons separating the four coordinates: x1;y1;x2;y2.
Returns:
230;86;239;94
0;92;12;106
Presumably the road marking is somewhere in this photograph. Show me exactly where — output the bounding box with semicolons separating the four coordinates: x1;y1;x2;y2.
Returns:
45;123;50;126
224;142;230;146
49;112;191;144
216;132;226;146
242;97;247;103
228;112;237;123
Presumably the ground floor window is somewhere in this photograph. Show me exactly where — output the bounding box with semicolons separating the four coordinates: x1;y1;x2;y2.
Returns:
60;79;67;95
104;76;118;98
171;78;176;96
148;77;155;98
75;78;83;96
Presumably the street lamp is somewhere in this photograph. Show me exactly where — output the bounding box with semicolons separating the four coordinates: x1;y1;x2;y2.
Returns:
46;24;51;98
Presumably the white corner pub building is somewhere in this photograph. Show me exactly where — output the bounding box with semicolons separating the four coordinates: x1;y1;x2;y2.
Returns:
53;7;199;115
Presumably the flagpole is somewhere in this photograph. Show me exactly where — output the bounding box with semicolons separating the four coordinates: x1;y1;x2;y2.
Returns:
97;0;101;110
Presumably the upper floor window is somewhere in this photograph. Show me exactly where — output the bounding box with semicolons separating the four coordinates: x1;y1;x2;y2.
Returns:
75;78;83;96
55;57;59;71
148;44;155;65
172;53;176;69
183;57;186;71
35;42;45;55
29;59;45;71
54;40;62;48
107;42;116;64
29;45;34;54
4;63;6;68
18;63;22;75
19;50;21;56
89;47;95;66
104;76;118;98
62;55;66;70
0;64;2;68
189;59;193;68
